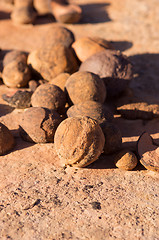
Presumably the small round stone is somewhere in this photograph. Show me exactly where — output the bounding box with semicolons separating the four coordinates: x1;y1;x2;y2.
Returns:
19;107;62;143
54;116;105;167
0;122;15;155
114;150;138;170
31;83;66;114
65;71;106;105
2;58;31;88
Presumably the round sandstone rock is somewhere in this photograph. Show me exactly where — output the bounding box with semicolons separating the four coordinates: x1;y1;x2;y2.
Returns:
54;116;105;167
49;72;70;91
79;50;133;94
31;83;66;114
65;71;106;104
3;50;28;67
101;121;122;155
0;122;15;155
19;107;62;143
67;100;113;124
34;0;51;15
42;26;75;48
114;150;138;170
27;44;79;81
11;6;37;24
72;37;113;62
2;58;31;88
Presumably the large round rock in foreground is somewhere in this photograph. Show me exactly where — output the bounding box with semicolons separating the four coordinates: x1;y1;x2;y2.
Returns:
65;71;106;104
0;122;15;155
54;116;105;167
19;107;61;143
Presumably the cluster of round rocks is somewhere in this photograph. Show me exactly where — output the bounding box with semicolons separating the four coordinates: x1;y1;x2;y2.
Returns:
0;25;138;170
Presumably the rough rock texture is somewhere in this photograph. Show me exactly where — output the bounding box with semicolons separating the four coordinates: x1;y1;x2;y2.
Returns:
0;0;159;239
19;107;61;143
115;149;138;170
65;71;106;104
54;116;105;167
31;83;66;114
67;100;114;124
42;25;75;48
79;49;133;80
2;57;31;88
3;50;28;67
28;44;79;81
2;90;32;109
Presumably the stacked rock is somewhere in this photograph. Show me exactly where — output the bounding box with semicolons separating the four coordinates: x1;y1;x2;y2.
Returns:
0;25;136;170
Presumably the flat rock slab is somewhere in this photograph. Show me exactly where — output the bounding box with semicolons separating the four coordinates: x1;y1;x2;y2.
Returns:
0;0;159;239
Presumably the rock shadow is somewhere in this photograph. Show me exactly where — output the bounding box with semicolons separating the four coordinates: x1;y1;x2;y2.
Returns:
86;152;146;171
11;136;35;154
0;103;14;117
111;40;133;52
129;53;159;104
86;153;116;169
34;14;55;25
0;10;10;20
79;3;111;24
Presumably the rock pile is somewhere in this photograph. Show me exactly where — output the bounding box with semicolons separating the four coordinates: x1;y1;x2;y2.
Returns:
1;25;158;172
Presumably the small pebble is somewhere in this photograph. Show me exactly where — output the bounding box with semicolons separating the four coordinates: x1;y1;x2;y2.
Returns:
114;150;138;170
